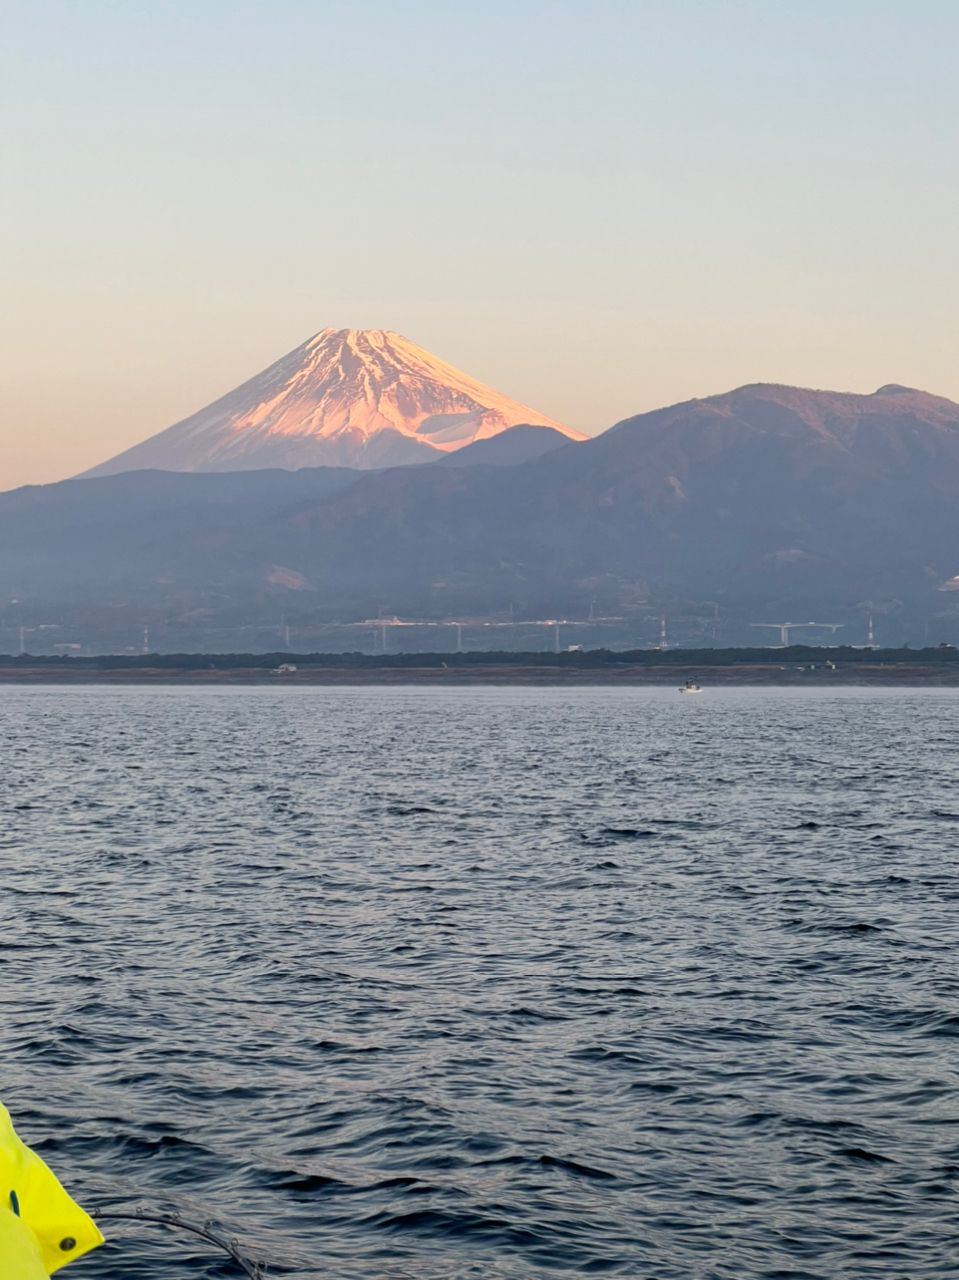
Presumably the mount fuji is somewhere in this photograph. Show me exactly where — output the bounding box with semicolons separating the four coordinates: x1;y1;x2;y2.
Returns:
83;329;583;476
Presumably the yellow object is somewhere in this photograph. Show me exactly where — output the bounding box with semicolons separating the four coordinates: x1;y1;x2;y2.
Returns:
0;1204;48;1280
0;1104;104;1276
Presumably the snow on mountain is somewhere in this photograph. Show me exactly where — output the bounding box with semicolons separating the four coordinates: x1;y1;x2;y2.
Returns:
83;329;583;476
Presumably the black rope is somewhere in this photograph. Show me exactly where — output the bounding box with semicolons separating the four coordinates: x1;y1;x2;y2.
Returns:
93;1208;266;1278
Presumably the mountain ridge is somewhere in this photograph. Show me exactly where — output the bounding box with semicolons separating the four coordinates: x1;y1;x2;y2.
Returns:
7;379;959;646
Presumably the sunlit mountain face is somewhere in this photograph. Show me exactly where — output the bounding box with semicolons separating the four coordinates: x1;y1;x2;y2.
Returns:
83;329;583;476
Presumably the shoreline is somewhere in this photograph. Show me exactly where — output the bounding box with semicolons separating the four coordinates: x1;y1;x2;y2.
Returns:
3;662;959;687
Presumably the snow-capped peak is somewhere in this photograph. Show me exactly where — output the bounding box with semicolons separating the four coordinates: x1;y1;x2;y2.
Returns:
84;329;583;476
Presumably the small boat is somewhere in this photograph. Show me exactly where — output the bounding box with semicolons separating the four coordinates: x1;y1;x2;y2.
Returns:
678;679;703;694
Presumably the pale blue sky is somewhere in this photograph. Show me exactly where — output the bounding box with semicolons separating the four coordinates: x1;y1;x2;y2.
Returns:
2;0;957;486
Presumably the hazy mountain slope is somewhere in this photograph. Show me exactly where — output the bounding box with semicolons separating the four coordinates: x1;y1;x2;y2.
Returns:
432;424;576;467
0;467;361;600
273;382;959;613
522;382;959;606
8;382;959;629
83;329;581;476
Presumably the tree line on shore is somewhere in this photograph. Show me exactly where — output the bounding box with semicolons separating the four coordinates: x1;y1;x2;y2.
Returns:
1;645;957;670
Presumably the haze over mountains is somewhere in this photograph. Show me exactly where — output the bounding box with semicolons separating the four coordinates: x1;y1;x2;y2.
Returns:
6;360;959;650
83;329;582;475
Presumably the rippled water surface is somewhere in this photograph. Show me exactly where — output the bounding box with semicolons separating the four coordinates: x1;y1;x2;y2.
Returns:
2;685;958;1279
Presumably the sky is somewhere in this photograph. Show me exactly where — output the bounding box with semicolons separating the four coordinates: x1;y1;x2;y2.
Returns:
2;0;958;489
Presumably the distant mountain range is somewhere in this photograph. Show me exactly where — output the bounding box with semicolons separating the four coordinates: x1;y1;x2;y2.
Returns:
6;374;959;648
82;329;583;475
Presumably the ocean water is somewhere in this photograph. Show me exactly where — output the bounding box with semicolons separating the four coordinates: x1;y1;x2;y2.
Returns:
1;685;958;1279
